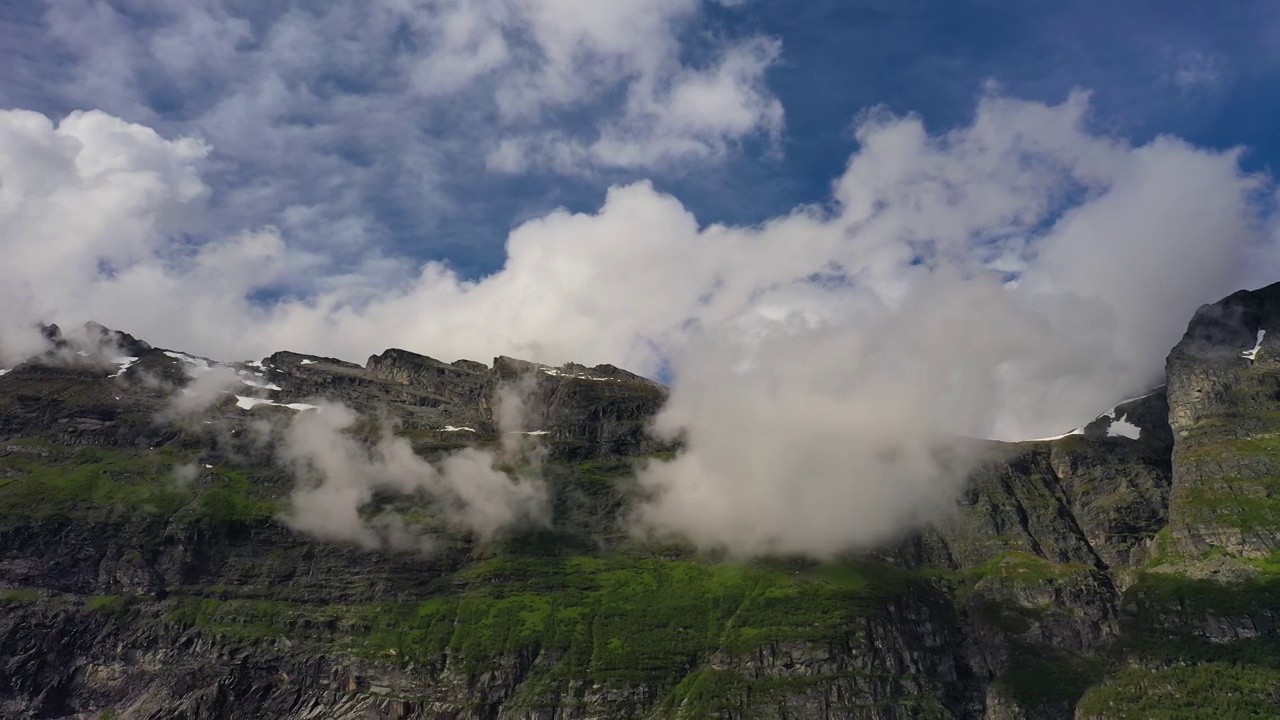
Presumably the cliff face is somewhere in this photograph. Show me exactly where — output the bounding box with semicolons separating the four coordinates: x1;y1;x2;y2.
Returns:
1165;282;1280;558
1;283;1279;719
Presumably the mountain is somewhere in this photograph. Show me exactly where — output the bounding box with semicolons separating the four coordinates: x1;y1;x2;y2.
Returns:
0;282;1278;719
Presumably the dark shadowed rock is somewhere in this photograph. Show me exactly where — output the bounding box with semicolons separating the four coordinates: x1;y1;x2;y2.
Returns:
366;348;488;405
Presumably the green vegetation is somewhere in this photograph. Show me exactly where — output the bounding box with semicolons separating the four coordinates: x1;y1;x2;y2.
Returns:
183;467;284;522
377;555;919;678
157;558;946;715
86;594;141;614
944;550;1095;607
655;666;952;719
0;440;285;525
162;553;929;699
1077;663;1280;719
0;444;190;521
963;550;1094;584
1168;418;1280;537
994;646;1103;711
1172;475;1280;532
0;587;40;602
1074;567;1280;719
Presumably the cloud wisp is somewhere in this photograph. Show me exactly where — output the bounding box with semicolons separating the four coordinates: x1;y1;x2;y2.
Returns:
277;384;550;552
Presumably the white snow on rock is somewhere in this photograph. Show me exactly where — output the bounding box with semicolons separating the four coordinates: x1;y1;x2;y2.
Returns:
441;426;476;432
300;359;316;365
0;369;9;377
164;351;214;374
539;366;619;382
75;351;89;357
234;396;274;410
1106;413;1142;440
239;374;283;391
509;430;550;436
1009;386;1166;443
245;359;268;370
108;356;138;378
234;396;318;412
1243;329;1267;361
1114;386;1165;405
282;402;320;411
1024;427;1086;442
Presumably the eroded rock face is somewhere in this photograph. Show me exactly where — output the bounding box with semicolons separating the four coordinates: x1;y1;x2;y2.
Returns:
1164;281;1280;556
897;390;1174;574
483;355;670;459
366;349;489;406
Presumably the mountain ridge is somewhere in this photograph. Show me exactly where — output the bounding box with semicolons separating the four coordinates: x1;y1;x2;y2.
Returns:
0;281;1277;719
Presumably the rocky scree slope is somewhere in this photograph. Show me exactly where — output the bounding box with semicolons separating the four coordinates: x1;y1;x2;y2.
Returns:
0;283;1279;719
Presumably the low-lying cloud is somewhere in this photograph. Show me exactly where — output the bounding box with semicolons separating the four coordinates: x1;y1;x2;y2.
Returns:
278;388;549;551
3;90;1279;557
166;365;243;418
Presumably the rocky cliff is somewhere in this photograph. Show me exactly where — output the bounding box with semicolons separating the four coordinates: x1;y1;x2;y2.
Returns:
1;283;1279;719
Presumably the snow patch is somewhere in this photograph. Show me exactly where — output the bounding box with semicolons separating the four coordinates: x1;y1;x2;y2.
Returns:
239;375;283;391
300;359;316;365
164;351;214;374
0;369;9;377
245;359;268;370
1243;329;1267;361
1011;389;1162;443
108;356;138;378
282;402;320;412
1088;406;1143;440
1116;386;1165;405
540;366;619;382
234;396;275;410
1107;414;1142;440
75;350;89;357
1024;427;1085;442
234;396;318;412
441;426;476;432
509;430;550;436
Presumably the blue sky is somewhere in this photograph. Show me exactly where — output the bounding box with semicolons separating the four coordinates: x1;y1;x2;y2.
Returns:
4;0;1277;280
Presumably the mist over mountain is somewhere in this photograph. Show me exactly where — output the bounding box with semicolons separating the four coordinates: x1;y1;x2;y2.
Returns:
0;280;1278;718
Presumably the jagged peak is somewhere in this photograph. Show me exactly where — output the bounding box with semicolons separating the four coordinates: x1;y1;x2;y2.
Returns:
367;349;489;385
1174;281;1280;363
67;321;153;357
267;350;362;371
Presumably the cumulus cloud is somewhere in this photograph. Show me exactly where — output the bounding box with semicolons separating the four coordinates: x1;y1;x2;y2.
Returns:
2;89;1278;556
6;0;781;264
0;109;210;364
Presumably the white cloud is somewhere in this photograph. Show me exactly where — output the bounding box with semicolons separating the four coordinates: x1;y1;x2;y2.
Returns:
22;0;783;257
279;397;548;549
1;89;1275;556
